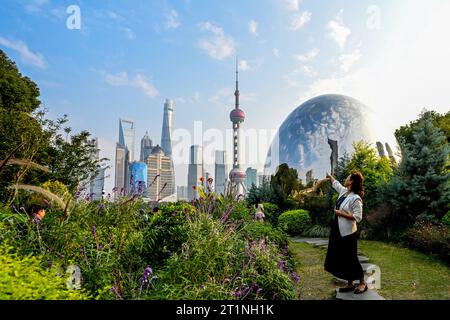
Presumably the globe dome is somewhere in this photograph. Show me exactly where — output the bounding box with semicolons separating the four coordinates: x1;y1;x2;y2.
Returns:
264;94;377;180
230;108;245;123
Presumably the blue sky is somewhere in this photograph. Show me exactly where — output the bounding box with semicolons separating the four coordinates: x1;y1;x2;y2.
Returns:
1;0;450;192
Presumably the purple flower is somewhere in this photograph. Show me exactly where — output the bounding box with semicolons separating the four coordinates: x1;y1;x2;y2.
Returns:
47;259;52;269
220;206;234;223
92;226;97;239
278;260;287;272
140;266;157;293
111;286;123;300
290;272;300;284
200;284;205;290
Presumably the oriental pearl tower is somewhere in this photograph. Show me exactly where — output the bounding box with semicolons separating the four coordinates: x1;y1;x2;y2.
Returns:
229;58;247;196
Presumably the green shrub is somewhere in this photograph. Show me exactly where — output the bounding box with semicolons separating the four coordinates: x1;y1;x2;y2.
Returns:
0;244;89;300
302;225;330;238
278;210;311;236
442;211;450;226
301;195;333;226
241;221;288;248
262;202;281;226
402;222;450;264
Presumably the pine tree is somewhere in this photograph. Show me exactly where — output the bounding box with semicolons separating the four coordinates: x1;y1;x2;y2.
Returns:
388;113;450;222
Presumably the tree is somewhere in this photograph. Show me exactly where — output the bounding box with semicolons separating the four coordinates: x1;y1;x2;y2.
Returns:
0;49;108;202
270;163;300;199
336;141;393;212
387;113;450;222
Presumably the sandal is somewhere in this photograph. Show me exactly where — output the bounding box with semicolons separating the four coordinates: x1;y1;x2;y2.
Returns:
354;284;368;294
338;284;356;292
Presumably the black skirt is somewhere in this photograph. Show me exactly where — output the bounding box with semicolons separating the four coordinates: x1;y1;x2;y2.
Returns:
324;215;364;281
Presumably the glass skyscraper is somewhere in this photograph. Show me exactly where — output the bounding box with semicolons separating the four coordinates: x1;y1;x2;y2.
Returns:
140;131;153;162
161;99;174;157
188;145;203;200
129;162;148;195
214;150;228;195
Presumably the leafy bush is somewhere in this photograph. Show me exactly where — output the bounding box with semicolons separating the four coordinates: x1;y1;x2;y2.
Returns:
0;244;89;300
278;210;311;236
146;213;297;300
261;202;280;226
402;222;450;264
241;221;288;248
301;195;333;227
302;225;330;238
442;211;450;226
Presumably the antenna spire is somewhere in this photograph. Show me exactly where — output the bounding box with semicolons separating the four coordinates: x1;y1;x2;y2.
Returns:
235;56;239;109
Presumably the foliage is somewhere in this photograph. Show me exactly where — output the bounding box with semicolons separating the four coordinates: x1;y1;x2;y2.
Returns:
0;49;107;203
386;113;450;223
146;212;297;300
246;183;280;207
302;225;331;238
401;222;450;264
0;243;89;300
300;194;333;227
442;211;450;226
270;164;301;198
278;210;311;236
336;141;394;212
260;202;280;226
241;221;288;248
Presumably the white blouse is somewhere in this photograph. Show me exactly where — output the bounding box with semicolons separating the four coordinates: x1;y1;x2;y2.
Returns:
332;179;363;237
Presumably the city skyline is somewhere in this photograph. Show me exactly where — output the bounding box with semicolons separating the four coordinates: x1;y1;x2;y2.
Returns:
1;0;450;194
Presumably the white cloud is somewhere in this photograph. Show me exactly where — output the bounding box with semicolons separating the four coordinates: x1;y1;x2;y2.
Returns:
166;10;180;29
272;48;280;57
285;0;301;11
327;9;351;50
248;20;258;36
24;0;49;14
299;65;319;77
104;72;159;98
198;22;236;60
123;27;136;40
0;36;47;69
295;48;319;62
239;59;250;71
290;11;312;30
339;49;362;72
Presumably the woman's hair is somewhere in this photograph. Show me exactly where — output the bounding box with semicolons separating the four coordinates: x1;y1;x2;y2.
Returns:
349;172;364;198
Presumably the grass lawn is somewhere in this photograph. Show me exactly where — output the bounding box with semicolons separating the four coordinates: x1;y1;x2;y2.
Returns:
290;240;450;300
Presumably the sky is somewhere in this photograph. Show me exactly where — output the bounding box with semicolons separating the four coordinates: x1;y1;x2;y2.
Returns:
1;0;449;193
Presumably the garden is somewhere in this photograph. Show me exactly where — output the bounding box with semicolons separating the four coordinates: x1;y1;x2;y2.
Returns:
1;48;449;300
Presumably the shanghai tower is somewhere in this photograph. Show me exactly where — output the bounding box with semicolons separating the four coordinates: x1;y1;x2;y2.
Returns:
161;99;174;157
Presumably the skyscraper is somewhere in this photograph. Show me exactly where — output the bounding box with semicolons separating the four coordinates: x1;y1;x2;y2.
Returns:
140;131;153;162
214;150;228;195
88;138;106;200
129;162;148;195
188;145;203;200
245;167;258;190
146;145;175;201
115;143;126;197
119;118;135;162
229;58;247;195
115;118;135;196
161;99;174;157
177;186;188;201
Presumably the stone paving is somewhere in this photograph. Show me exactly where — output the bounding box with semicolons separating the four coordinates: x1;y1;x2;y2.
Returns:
291;237;385;300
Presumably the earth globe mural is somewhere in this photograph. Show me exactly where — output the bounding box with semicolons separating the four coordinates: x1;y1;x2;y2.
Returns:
264;94;380;180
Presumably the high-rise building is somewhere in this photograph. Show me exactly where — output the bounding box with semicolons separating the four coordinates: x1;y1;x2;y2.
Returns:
119;118;135;162
140;131;153;162
146;145;175;201
115;118;135;196
214;150;228;195
245;167;258;190
129;162;148;195
258;173;270;187
177;186;188;201
115;143;126;197
88;138;106;200
161;99;174;158
187;145;203;200
229;58;247;195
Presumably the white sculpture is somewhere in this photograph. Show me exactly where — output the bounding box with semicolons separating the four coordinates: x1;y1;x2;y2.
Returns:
255;203;265;222
66;265;82;290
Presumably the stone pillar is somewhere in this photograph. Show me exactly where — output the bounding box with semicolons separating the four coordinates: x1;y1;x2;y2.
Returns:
328;139;338;176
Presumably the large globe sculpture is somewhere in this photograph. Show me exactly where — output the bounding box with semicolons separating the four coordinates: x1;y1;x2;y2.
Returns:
264;94;377;180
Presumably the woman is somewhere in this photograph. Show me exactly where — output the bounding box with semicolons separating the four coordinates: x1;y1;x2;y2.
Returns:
323;172;367;294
